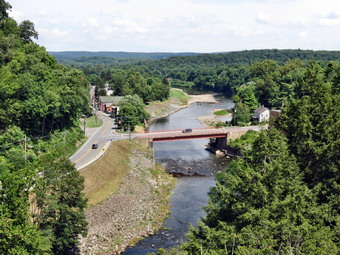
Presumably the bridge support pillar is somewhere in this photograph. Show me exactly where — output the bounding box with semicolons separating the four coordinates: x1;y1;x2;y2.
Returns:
215;136;228;148
148;139;153;149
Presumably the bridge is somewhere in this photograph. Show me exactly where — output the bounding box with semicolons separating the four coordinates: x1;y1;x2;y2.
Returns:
133;125;265;148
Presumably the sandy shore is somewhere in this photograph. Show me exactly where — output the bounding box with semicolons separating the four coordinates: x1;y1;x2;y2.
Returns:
188;94;218;104
171;88;218;104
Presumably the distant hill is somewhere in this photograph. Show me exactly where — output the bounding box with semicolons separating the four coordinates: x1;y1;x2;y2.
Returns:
49;51;202;61
50;49;340;69
154;49;340;68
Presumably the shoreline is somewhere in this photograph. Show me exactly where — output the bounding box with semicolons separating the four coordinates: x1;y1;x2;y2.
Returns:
145;88;219;127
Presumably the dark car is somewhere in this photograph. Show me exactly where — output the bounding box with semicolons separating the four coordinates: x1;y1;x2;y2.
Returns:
182;128;192;133
92;144;98;149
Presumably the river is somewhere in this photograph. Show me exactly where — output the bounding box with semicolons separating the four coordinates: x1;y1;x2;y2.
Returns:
123;94;234;254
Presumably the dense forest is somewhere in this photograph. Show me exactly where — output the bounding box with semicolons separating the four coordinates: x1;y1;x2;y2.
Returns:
0;1;88;254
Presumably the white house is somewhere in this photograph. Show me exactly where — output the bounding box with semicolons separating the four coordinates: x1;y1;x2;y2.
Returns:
253;105;270;123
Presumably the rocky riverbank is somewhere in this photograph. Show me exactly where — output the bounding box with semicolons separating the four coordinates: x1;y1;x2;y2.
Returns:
79;141;176;254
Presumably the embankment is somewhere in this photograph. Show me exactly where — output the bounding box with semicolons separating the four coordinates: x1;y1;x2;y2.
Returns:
79;140;176;254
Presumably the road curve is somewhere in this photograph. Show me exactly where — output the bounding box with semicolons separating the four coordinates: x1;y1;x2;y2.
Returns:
70;113;115;170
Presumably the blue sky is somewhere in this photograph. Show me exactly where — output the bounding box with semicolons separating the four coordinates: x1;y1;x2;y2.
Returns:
9;0;340;52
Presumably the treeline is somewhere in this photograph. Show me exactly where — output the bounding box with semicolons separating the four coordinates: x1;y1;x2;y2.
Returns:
0;1;88;254
49;51;200;62
159;61;340;254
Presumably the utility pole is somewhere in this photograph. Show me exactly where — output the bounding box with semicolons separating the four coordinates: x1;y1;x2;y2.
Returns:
83;115;86;134
93;106;98;127
24;134;27;160
152;142;156;170
95;109;98;127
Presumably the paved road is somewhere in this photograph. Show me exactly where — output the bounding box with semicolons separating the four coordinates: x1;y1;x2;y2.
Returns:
70;112;116;170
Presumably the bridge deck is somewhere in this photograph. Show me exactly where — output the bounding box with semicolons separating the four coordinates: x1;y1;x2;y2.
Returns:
135;126;263;142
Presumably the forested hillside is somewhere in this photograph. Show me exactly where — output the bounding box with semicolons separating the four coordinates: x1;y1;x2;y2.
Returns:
0;1;88;254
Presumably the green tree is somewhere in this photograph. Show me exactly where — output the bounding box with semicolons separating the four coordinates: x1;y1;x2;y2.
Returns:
0;0;11;22
2;17;19;36
35;156;88;254
236;82;258;111
19;20;38;43
232;102;252;126
251;60;280;107
0;157;51;254
119;94;149;130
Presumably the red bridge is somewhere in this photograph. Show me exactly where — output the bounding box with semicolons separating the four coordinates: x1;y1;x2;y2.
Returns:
135;126;264;146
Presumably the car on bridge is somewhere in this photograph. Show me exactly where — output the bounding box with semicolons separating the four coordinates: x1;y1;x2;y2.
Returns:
182;128;192;133
92;144;98;149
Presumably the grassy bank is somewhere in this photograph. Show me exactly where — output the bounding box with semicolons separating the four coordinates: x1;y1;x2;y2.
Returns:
85;115;103;128
213;109;232;116
80;140;176;254
81;140;132;206
145;88;189;121
169;88;189;105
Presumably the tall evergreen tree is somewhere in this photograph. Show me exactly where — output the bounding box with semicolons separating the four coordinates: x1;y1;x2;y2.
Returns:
181;128;338;254
279;62;339;201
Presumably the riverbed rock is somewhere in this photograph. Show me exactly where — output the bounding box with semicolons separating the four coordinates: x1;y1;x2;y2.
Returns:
215;150;225;156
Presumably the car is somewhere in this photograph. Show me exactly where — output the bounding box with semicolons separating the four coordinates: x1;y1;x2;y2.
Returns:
92;144;98;149
182;128;192;133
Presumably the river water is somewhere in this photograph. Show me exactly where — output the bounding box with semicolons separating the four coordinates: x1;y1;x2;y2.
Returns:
123;95;234;254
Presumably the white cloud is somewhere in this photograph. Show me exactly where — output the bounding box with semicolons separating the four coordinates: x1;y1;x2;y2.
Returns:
111;20;148;34
230;26;264;37
39;28;72;41
8;0;340;51
318;18;340;27
256;12;273;24
85;18;101;28
298;31;308;39
38;10;47;16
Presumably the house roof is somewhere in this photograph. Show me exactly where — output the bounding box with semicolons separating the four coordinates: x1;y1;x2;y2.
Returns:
254;105;269;114
99;96;124;104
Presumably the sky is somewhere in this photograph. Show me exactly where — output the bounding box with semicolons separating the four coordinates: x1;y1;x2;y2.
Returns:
8;0;340;52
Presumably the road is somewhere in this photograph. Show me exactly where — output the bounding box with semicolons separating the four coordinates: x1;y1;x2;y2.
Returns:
70;112;116;170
